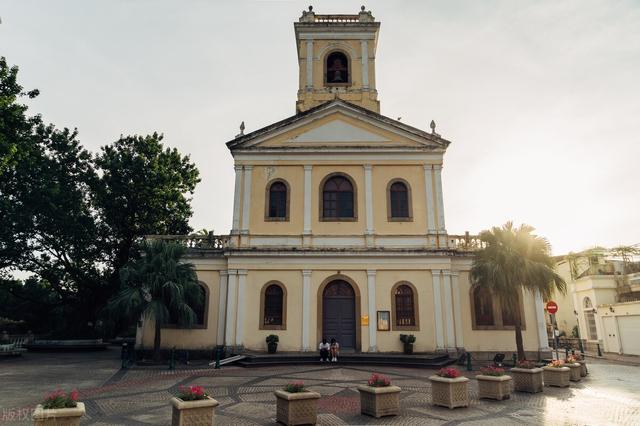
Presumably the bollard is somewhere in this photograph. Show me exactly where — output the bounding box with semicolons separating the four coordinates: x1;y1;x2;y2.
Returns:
466;352;472;371
597;343;602;357
121;343;128;369
169;347;176;370
214;348;221;369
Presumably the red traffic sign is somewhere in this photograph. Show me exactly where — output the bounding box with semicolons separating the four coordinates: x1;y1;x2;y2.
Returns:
546;301;558;314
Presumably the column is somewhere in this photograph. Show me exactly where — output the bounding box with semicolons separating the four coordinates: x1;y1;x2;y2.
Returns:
231;166;243;233
364;164;374;245
423;165;436;233
224;270;238;347
302;270;312;351
216;271;229;346
240;166;252;234
305;40;313;89
451;271;464;348
367;270;377;352
235;269;248;348
303;165;312;245
534;291;551;351
432;270;445;350
360;40;369;89
433;164;446;233
442;270;455;350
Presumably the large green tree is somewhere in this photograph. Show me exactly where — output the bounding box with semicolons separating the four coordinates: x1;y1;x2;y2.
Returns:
108;240;202;360
0;57;201;335
471;222;566;360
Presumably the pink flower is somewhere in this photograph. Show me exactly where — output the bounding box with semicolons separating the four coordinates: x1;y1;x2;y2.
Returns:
70;390;79;401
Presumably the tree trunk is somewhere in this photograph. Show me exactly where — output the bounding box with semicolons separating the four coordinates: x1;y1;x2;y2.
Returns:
515;324;525;361
153;318;162;362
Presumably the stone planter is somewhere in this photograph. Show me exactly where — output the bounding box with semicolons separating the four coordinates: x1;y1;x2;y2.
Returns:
274;390;321;425
510;368;544;393
543;366;571;387
32;402;85;426
567;363;582;382
170;396;219;426
429;376;469;409
357;385;401;418
476;375;512;400
577;361;588;377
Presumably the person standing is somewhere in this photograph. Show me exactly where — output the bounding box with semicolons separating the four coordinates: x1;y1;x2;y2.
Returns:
318;338;330;362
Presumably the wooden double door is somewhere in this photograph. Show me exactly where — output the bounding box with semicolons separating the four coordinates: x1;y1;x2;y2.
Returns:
322;280;356;349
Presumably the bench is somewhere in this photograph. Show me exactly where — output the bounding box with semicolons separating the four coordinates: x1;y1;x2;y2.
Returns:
0;343;25;357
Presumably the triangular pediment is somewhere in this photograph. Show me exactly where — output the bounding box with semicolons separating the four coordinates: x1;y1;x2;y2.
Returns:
288;119;390;143
226;100;450;152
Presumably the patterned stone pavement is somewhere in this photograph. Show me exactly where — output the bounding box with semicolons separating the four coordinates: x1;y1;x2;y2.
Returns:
1;351;639;425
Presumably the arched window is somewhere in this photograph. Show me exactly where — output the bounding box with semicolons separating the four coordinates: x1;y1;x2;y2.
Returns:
266;180;289;220
388;180;411;220
583;297;598;340
325;51;349;85
194;284;208;326
391;282;419;330
470;285;526;330
473;286;495;326
321;174;355;220
260;282;287;330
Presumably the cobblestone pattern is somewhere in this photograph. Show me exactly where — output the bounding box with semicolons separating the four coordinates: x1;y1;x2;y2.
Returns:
1;353;640;425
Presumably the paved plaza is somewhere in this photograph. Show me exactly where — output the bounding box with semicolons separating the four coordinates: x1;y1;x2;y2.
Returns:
1;350;639;425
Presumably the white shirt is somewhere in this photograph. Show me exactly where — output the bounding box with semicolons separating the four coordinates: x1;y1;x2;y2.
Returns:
318;342;330;350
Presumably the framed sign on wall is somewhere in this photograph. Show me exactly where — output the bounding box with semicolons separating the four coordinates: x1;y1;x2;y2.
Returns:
377;311;390;331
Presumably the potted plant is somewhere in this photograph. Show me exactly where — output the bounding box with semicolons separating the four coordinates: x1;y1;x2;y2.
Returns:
575;353;588;377
274;381;320;426
170;385;219;426
543;360;571;387
476;366;512;400
266;334;279;354
429;367;469;409
510;360;544;393
399;334;416;355
565;355;582;382
32;389;85;426
357;373;401;418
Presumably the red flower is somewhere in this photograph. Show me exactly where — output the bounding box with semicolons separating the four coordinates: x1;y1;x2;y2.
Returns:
70;390;79;401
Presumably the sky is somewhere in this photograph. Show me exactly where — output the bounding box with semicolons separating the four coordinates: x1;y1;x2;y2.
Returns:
2;0;639;255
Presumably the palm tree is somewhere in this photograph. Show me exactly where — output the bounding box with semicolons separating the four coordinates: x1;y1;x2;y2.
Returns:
471;222;566;360
108;240;203;361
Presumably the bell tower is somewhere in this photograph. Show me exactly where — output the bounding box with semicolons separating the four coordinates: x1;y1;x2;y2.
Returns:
294;6;381;113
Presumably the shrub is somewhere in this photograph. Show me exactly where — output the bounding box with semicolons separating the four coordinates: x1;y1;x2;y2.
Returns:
399;334;416;344
516;360;537;369
266;334;279;344
177;385;208;401
283;381;306;393
42;390;78;409
437;367;461;378
480;366;506;376
547;360;566;368
367;373;391;387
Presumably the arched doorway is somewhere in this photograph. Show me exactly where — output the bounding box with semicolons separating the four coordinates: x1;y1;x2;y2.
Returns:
322;280;356;349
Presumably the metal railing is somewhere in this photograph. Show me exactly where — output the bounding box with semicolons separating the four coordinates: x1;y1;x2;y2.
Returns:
147;234;229;251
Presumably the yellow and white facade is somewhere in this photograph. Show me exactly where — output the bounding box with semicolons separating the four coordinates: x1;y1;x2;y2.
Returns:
138;7;550;358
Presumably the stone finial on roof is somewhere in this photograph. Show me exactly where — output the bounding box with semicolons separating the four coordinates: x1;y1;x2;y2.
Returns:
235;121;245;138
358;5;374;22
430;120;440;136
300;5;316;22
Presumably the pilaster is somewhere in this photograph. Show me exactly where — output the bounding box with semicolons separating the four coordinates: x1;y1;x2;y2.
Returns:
216;271;229;346
442;270;456;351
231;166;243;234
364;164;374;246
301;270;312;351
361;40;369;88
433;164;447;234
303;165;312;246
240;166;253;235
451;271;464;349
224;270;238;349
235;269;248;349
432;269;445;350
305;40;314;90
367;269;377;352
423;165;437;244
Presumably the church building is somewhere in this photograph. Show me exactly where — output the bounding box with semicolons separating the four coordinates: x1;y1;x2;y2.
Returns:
138;7;550;359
